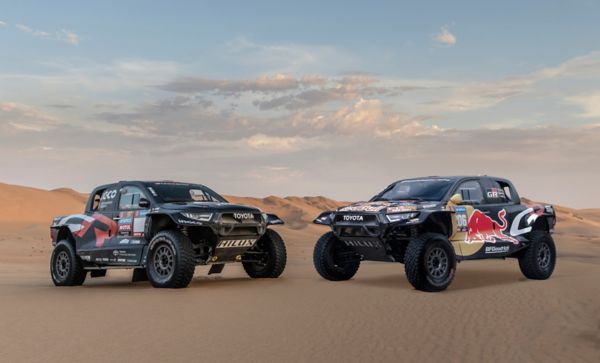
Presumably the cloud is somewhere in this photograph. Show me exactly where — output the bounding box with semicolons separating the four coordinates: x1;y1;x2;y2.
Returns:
0;21;7;28
433;27;457;46
566;92;600;118
0;102;61;132
245;134;318;152
57;30;80;45
15;24;80;45
159;74;301;94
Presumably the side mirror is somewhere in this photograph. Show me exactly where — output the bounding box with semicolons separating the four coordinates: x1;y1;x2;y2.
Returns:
138;198;150;208
449;193;464;205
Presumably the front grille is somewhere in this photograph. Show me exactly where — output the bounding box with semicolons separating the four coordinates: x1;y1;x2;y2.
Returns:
220;212;262;224
334;214;378;223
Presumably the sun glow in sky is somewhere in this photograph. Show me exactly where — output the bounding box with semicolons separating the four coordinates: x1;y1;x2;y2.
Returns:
1;0;599;207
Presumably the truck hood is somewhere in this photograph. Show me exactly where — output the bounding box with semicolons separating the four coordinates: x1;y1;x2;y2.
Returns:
159;202;261;213
338;200;441;214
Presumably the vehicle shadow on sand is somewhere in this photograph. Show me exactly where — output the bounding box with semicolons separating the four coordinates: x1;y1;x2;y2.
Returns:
351;268;530;292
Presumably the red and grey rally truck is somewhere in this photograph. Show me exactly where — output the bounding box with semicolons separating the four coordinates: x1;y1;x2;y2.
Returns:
50;181;287;288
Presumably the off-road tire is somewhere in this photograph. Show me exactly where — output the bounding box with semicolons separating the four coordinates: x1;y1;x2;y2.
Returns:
50;240;87;286
146;230;195;288
518;231;556;280
313;232;360;281
404;233;456;292
243;229;287;278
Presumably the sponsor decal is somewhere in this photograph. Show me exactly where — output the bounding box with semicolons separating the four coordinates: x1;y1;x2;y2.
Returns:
119;239;130;245
486;188;506;199
344;240;382;248
216;239;257;248
343;215;364;221
119;224;132;232
101;189;117;201
233;212;254;220
177;219;204;225
119;218;133;224
80;254;91;261
465;209;518;244
340;202;391;212
510;206;545;237
130;239;141;245
386;205;417;213
485;245;510;254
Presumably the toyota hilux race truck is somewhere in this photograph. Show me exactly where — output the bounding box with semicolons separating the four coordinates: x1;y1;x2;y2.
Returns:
50;181;287;288
312;176;556;292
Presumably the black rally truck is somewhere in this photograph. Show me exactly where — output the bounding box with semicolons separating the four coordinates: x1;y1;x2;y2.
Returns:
50;181;287;288
312;176;557;292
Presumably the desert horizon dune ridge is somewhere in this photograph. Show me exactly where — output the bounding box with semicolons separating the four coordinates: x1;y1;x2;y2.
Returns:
0;182;599;362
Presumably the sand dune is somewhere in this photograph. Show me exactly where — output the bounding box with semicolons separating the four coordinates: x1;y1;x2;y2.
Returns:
0;182;599;362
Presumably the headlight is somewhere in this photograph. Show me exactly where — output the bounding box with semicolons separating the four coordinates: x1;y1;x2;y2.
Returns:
261;213;268;222
181;212;213;222
314;212;333;225
386;212;419;223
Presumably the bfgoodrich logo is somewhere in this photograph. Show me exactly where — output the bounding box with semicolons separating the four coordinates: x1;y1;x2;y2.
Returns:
343;215;364;221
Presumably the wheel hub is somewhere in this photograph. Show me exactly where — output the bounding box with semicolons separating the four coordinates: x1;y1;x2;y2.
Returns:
537;243;551;270
426;247;449;279
154;245;174;277
55;251;70;279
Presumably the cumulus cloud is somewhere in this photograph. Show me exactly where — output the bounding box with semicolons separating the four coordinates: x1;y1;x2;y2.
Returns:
15;24;80;45
433;27;457;46
0;20;7;28
159;74;301;94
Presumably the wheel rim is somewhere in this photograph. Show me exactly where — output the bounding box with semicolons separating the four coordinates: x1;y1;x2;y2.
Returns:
426;247;449;280
537;243;551;270
153;244;175;279
55;251;70;279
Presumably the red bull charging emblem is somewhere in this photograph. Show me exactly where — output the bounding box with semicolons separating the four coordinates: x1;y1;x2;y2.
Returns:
466;209;518;244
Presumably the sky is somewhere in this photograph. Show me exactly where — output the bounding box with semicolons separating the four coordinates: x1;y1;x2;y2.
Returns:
1;0;599;208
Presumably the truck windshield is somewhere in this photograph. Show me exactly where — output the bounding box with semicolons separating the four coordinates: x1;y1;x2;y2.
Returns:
372;179;453;202
147;183;227;203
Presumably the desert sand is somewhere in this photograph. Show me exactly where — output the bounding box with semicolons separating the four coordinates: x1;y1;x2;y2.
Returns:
0;182;599;362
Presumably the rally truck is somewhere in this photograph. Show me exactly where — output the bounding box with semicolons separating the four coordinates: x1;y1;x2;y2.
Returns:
312;176;557;292
50;181;287;288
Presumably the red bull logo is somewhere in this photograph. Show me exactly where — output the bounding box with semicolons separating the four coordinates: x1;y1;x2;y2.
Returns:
466;209;518;244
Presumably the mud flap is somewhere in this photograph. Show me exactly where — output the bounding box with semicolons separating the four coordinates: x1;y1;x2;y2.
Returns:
208;264;225;275
132;268;148;282
90;270;107;278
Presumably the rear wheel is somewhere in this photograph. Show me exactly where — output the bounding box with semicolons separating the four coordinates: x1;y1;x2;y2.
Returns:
518;231;556;280
404;233;456;292
146;230;195;288
50;241;87;286
242;229;287;278
313;232;360;281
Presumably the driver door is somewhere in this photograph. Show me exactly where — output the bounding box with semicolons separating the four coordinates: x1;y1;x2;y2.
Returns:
448;179;487;259
96;185;150;266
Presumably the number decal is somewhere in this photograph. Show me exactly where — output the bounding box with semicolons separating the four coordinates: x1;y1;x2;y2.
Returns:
456;206;468;232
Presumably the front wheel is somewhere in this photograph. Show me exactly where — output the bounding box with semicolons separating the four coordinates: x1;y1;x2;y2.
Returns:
50;241;87;286
242;229;287;278
404;233;456;292
146;230;196;288
313;232;360;281
518;231;556;280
